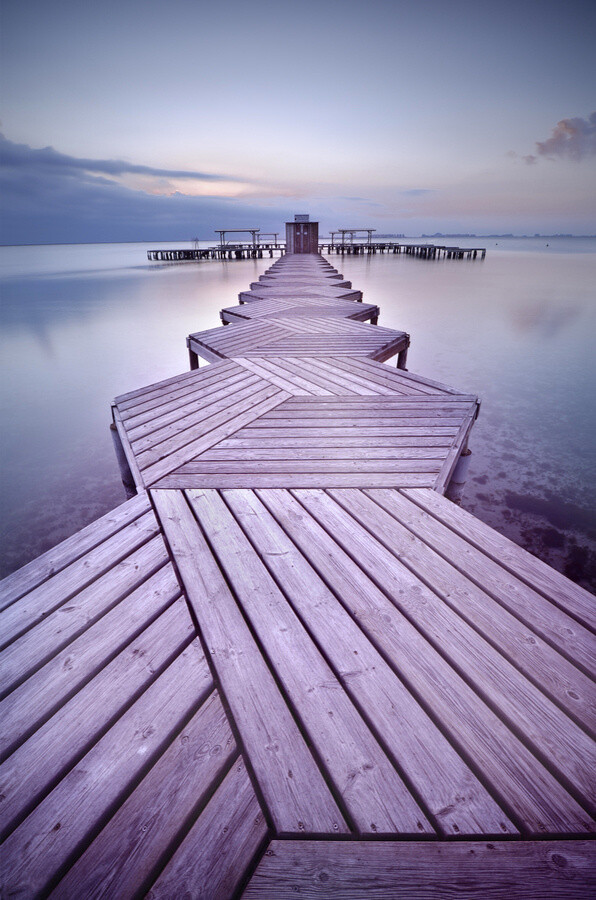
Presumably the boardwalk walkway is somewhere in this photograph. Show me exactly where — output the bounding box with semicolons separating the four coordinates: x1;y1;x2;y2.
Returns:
1;254;594;897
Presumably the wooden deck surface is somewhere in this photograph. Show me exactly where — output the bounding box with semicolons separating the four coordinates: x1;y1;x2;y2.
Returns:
220;296;379;324
112;356;477;491
187;317;408;365
1;252;594;897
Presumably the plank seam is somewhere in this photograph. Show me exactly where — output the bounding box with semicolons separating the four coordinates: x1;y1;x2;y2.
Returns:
323;489;596;825
0;628;200;843
182;488;360;838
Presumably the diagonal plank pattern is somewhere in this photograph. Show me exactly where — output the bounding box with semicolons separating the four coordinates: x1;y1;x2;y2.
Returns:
188;316;409;364
220;296;380;324
113;356;478;491
1;252;594;897
0;494;268;898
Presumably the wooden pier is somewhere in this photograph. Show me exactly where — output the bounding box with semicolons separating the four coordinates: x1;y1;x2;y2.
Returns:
1;250;594;898
147;243;283;261
147;240;487;262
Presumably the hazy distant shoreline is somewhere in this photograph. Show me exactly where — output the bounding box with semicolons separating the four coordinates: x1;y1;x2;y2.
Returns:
2;234;596;248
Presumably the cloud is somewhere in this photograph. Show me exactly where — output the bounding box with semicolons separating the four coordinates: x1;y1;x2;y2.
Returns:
0;133;241;182
399;189;435;197
535;113;596;161
0;133;293;244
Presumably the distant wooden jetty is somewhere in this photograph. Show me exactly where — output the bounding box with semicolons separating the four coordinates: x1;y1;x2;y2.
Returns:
147;241;487;261
1;220;593;898
147;225;486;262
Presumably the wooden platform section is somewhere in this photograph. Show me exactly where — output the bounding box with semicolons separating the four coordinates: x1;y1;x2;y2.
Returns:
220;296;380;324
244;840;595;898
2;486;593;895
112;357;477;491
1;251;594;897
187;317;408;366
240;285;364;303
0;494;267;898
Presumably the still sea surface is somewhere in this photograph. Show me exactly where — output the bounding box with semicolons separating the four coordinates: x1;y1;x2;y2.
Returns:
1;238;595;589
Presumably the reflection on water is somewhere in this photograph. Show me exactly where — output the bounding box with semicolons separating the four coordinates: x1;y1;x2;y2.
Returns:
1;240;595;589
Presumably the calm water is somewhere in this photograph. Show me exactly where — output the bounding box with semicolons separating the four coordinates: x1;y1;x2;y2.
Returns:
1;239;595;589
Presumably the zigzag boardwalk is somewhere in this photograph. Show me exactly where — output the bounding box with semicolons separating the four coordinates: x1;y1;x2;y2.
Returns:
1;253;594;898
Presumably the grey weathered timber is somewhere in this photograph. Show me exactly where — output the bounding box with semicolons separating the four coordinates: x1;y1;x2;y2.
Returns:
111;355;477;493
404;486;596;631
0;510;161;647
220;297;379;324
0;537;171;699
222;488;516;837
187;487;433;837
367;488;596;679
1;248;592;898
151;488;349;836
0;492;151;611
0;602;194;838
0;558;180;758
269;488;595;834
146;759;268;900
243;840;596;899
187;317;408;365
50;692;237;899
1;639;210;896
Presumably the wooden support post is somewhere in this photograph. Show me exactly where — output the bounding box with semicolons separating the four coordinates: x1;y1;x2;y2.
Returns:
109;422;136;498
397;339;409;370
187;339;199;370
445;446;473;505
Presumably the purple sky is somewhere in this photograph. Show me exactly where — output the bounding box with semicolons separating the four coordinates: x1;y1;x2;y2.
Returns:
1;0;595;242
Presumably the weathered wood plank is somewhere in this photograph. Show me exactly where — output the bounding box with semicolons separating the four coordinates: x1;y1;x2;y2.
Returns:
151;489;349;835
125;370;262;438
243;839;596;899
233;426;459;439
199;447;447;461
229;357;318;395
0;535;170;698
181;460;443;474
224;488;516;837
434;412;477;494
0;600;198;838
233;356;335;396
190;488;433;836
141;388;291;485
0;511;160;648
404;487;596;632
50;692;236;900
296;357;407;396
327;355;472;396
1;638;210;896
218;436;454;449
332;492;596;734
116;359;237;410
246;416;466;428
247;356;373;395
130;376;265;455
263;400;473;414
367;489;596;680
328;489;596;787
112;405;145;489
0;561;180;760
145;758;268;900
0;494;150;611
156;473;437;489
117;365;243;422
284;489;594;834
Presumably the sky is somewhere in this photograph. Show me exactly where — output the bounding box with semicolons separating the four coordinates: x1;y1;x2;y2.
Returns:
1;0;595;243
